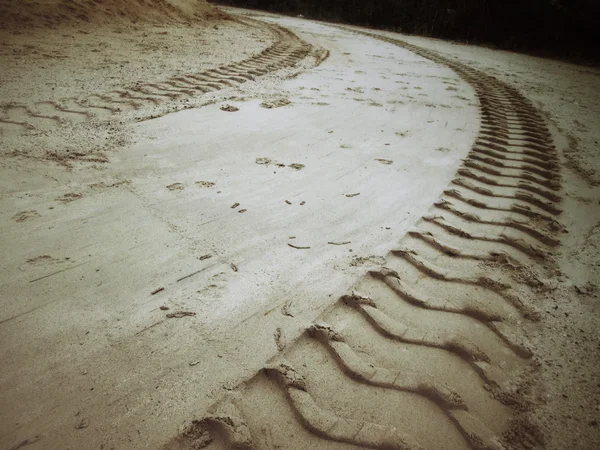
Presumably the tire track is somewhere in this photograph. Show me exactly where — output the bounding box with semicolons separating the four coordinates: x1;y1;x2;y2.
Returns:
265;361;424;450
308;324;504;450
0;19;317;134
165;27;562;450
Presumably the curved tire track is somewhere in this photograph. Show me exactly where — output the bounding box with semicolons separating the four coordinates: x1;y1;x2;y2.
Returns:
0;19;317;134
166;26;562;450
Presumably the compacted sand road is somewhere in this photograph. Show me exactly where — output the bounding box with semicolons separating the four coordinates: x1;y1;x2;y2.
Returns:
1;5;599;450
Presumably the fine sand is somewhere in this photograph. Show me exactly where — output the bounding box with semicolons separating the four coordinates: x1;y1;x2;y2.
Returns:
1;4;599;450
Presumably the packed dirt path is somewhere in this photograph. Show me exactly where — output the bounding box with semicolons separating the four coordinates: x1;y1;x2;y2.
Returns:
2;5;599;450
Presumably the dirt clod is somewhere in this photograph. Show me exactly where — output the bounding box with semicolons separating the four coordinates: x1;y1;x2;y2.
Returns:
220;104;239;112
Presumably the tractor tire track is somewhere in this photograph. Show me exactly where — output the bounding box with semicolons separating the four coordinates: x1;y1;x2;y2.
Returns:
165;26;562;450
0;19;317;134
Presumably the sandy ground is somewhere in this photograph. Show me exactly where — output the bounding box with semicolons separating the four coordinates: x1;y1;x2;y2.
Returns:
0;22;272;107
1;5;600;450
0;0;225;28
365;27;600;450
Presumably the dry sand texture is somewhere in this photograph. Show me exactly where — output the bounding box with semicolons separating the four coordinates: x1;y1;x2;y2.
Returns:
1;3;600;450
0;0;225;28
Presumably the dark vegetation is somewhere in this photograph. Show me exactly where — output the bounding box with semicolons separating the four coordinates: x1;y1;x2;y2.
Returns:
218;0;599;62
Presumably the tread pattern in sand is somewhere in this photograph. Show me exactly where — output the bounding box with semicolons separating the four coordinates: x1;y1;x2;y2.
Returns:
0;19;314;134
162;29;562;450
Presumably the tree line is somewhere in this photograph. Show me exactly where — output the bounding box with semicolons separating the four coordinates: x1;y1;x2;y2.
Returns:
218;0;599;62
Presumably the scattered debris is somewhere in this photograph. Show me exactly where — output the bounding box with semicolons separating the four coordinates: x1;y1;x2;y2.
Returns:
328;241;351;246
288;163;305;170
89;180;130;189
263;302;282;316
159;306;169;311
189;361;200;367
256;157;285;167
274;327;284;351
285;200;292;205
260;98;291;109
256;157;272;165
13;211;40;223
56;193;83;203
166;311;196;319
231;202;240;209
300;201;306;206
340;144;351;149
198;254;212;261
230;263;238;272
177;270;203;282
345;193;360;198
289;236;296;239
26;255;57;265
151;287;164;295
195;181;215;188
288;243;311;250
166;183;184;191
239;209;247;213
220;104;239;112
375;158;393;165
281;301;294;317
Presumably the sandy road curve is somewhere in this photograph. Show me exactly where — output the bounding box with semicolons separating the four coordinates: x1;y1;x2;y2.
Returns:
0;7;589;450
159;12;564;450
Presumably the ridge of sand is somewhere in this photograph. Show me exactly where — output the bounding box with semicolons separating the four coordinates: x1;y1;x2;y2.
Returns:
0;0;226;29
